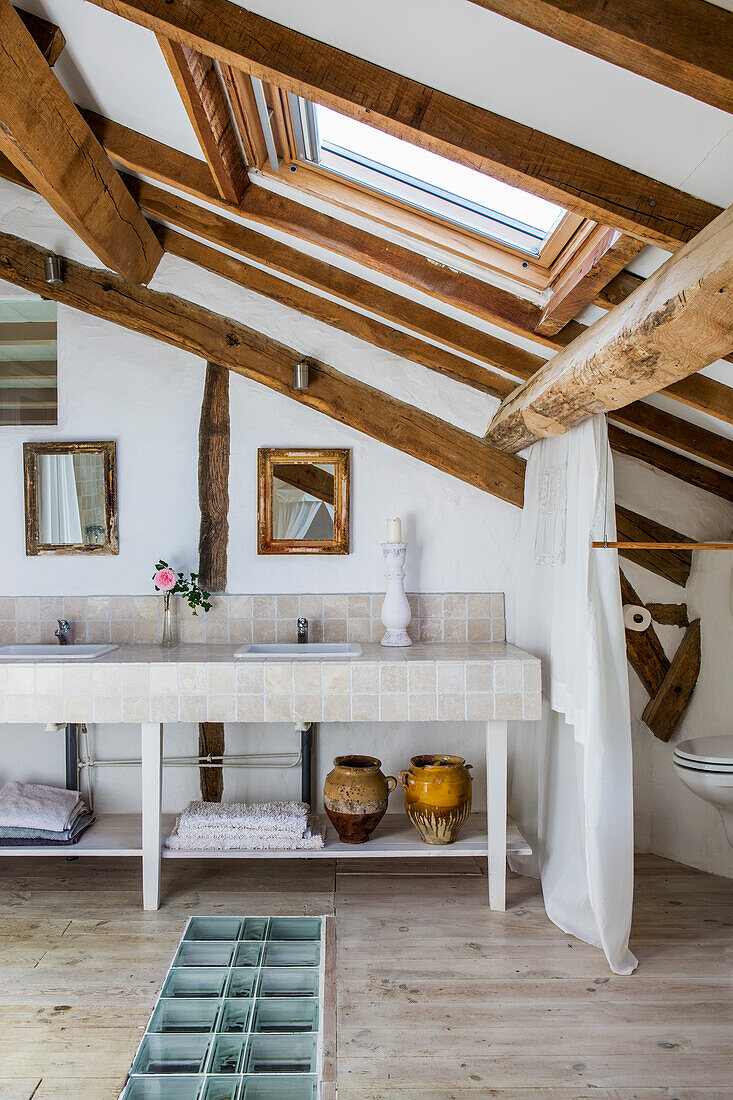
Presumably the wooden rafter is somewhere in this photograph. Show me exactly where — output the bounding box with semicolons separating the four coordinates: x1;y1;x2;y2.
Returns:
611;403;733;474
0;1;161;283
158;37;249;204
274;463;335;505
71;115;733;432
615;507;693;587
642;619;701;741
0;229;525;507
14;6;65;65
485;203;733;451
609;425;733;505
534;231;644;337
467;0;733;115
83;0;721;250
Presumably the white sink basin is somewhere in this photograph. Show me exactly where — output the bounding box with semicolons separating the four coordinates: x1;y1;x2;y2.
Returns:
0;644;118;660
235;642;362;660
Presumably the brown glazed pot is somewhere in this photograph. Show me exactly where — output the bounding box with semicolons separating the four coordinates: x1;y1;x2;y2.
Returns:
399;754;472;845
323;755;397;844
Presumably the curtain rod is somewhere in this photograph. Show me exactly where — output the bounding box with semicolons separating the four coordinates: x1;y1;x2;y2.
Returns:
592;542;733;550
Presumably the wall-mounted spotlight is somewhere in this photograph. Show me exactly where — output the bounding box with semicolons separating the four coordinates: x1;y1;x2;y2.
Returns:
293;358;310;391
44;254;64;284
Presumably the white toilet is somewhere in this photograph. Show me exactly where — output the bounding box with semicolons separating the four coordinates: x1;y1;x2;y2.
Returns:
673;735;733;846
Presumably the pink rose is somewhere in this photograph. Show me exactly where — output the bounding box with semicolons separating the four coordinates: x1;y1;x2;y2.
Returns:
154;568;177;592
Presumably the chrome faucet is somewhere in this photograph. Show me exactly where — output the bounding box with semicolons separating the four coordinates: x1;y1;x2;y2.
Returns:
54;619;71;645
297;617;308;644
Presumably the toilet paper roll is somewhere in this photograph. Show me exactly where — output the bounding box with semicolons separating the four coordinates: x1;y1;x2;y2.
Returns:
623;604;652;632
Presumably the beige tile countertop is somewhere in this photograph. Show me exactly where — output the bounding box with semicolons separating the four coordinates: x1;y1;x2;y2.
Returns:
0;642;542;724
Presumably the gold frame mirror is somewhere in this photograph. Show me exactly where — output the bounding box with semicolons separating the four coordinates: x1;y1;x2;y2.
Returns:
258;448;350;555
23;441;118;556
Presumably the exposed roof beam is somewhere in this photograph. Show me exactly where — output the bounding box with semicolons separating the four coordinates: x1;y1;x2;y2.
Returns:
80;113;733;429
159;227;733;504
0;229;525;507
609;425;733;504
157;227;515;402
616;507;693;587
0;147;728;498
0;1;161;283
485;203;733;451
274;463;335;505
467;0;733;115
83;0;721;250
157;37;249;204
14;5;65;65
83;114;543;338
534;231;644;337
611;403;733;474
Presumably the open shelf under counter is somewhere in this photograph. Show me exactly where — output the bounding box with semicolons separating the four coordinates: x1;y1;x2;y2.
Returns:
160;813;531;860
0;813;143;857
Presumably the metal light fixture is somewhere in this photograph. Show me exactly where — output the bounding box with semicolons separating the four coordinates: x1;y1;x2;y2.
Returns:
293;358;310;391
44;254;63;284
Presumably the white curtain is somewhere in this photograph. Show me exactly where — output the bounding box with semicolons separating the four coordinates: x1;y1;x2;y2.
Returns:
38;454;83;544
273;485;325;539
508;415;637;975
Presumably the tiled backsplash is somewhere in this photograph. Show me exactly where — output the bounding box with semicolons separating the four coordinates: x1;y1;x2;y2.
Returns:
0;593;505;646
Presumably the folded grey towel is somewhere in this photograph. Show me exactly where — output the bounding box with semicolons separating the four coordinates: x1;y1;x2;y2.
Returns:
0;814;95;846
0;810;95;841
0;781;84;832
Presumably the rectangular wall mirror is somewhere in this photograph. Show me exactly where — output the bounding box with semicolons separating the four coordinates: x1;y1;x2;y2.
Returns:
23;441;118;555
258;448;350;554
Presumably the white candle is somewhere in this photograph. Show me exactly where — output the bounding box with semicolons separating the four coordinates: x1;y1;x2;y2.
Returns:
386;517;402;544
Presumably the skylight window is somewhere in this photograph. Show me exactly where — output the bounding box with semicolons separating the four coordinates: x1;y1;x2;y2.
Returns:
289;99;565;255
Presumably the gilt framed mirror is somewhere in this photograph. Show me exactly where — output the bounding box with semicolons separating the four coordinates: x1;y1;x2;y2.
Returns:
258;448;350;554
23;441;118;555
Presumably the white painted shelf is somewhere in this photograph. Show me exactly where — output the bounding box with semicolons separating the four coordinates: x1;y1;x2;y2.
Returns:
0;814;142;857
0;814;531;861
160;813;531;860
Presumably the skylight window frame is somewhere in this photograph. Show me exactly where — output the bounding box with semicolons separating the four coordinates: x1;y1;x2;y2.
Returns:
289;94;559;257
229;77;603;294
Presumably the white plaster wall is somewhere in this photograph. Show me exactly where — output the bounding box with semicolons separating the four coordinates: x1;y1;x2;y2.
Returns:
1;184;732;876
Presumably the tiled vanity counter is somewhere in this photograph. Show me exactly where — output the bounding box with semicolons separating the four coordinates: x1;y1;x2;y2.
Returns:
0;642;541;913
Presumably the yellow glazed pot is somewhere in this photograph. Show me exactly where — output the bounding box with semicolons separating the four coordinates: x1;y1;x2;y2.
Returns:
323;755;397;844
398;754;472;845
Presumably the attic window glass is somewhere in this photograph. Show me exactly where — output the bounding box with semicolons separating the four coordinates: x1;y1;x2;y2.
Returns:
0;300;57;426
290;99;565;255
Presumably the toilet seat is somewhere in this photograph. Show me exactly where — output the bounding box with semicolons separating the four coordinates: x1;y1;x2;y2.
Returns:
673;757;733;775
673;735;733;768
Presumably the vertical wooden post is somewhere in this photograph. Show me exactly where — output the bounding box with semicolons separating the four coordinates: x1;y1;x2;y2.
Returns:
198;362;230;801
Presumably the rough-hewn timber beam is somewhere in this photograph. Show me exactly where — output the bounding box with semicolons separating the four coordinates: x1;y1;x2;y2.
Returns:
158;37;249;204
0;229;525;508
467;0;733;115
0;1;161;283
485;203;733;451
14;5;65;65
83;0;721;249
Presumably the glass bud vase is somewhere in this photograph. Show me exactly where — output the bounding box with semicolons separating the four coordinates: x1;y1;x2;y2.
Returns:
160;596;175;648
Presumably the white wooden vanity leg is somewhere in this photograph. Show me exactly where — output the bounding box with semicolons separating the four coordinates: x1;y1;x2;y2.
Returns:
486;720;508;911
141;722;163;911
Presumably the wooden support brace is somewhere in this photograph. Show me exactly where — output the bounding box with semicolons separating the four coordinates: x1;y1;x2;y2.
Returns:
647;604;690;628
642;620;702;741
197;362;230;801
619;570;670;697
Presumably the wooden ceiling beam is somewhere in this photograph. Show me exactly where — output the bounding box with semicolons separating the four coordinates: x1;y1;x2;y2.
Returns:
157;37;249;204
0;229;525;507
608;425;733;503
467;0;733;115
82;114;543;338
485;203;733;451
534;231;644;337
611;403;733;474
80;113;733;430
14;5;65;65
83;0;721;250
157;227;516;402
0;1;161;283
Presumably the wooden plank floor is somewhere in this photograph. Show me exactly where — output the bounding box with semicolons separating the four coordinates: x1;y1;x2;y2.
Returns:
0;854;729;1098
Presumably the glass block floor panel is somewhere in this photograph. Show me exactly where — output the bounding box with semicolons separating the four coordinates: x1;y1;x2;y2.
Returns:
121;916;324;1100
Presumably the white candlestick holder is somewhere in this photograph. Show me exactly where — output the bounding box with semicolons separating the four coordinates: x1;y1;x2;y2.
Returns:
380;542;412;647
